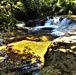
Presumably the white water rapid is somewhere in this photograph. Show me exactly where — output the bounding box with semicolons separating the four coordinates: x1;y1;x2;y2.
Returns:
16;16;76;37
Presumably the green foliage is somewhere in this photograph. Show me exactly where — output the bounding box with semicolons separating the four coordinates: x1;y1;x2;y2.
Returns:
0;0;76;32
21;0;76;16
0;0;76;18
21;0;58;16
0;0;23;32
56;0;76;14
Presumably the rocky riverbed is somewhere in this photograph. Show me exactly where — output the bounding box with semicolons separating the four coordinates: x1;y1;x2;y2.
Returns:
0;31;52;75
0;15;76;75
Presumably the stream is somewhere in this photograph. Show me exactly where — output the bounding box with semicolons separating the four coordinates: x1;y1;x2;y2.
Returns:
0;16;76;75
16;16;76;36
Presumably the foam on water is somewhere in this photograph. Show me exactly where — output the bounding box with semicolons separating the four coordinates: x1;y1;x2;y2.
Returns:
16;23;25;27
53;17;60;24
51;18;76;36
44;18;53;26
51;30;65;36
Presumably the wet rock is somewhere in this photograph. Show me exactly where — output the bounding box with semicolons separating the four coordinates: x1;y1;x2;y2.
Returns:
10;61;40;75
0;35;5;46
39;29;76;75
0;46;42;75
0;50;7;63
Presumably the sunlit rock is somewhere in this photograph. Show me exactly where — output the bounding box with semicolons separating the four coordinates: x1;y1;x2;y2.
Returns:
0;36;51;75
39;28;76;75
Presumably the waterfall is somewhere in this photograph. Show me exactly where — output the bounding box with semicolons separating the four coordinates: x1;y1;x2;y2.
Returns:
44;18;53;26
53;17;60;24
32;17;60;31
16;16;76;37
51;18;76;36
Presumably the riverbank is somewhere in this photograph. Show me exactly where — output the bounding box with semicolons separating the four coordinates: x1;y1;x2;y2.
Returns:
0;31;52;75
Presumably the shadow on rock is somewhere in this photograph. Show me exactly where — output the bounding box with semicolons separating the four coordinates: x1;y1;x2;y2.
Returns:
39;29;76;75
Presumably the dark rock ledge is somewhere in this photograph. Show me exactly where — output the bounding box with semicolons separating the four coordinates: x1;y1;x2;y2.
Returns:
39;28;76;75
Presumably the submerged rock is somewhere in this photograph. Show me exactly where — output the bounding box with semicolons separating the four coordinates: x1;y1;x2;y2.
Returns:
39;28;76;75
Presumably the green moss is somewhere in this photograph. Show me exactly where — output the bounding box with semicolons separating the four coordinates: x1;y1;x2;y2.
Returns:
39;65;61;75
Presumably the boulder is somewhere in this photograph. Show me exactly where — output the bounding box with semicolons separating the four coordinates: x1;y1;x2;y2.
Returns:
39;28;76;75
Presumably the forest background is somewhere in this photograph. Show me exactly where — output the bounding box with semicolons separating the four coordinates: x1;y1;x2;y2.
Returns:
0;0;76;31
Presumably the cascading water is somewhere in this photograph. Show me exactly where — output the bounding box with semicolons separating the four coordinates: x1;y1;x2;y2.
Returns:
44;17;53;26
43;17;59;29
51;18;76;36
16;16;76;37
31;17;61;31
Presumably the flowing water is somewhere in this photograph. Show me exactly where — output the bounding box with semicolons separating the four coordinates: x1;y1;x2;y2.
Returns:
16;16;76;37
